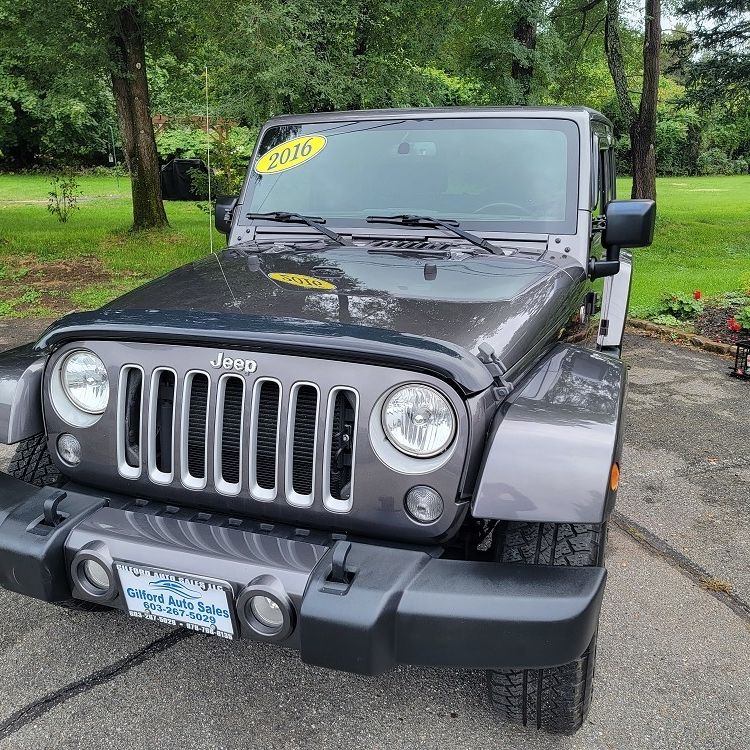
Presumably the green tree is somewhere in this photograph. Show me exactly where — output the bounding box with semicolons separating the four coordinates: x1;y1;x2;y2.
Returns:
604;0;661;199
0;0;189;229
0;5;115;165
202;0;464;121
675;1;750;109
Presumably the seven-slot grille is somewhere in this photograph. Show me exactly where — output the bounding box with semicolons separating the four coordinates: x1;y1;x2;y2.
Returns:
117;366;358;513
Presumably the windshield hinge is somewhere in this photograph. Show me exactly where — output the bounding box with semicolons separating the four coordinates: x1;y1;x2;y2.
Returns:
592;215;607;232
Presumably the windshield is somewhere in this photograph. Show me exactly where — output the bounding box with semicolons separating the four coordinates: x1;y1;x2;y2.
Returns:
241;117;580;234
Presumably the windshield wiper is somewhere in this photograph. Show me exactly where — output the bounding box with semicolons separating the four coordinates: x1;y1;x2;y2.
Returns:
366;214;497;254
247;211;350;246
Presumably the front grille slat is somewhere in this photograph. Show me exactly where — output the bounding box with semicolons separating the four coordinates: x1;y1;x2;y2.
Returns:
291;385;318;496
186;375;209;479
117;365;144;479
253;380;280;495
220;377;243;486
285;383;320;507
147;368;176;484
124;369;142;468
322;388;358;513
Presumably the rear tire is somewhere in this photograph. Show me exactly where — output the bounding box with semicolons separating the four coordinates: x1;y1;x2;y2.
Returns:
487;521;606;734
8;434;108;613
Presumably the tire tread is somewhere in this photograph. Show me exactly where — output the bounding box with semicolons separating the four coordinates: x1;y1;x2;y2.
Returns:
8;433;61;487
488;521;604;734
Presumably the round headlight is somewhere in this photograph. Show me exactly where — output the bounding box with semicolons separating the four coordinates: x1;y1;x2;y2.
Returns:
382;384;456;457
60;350;109;414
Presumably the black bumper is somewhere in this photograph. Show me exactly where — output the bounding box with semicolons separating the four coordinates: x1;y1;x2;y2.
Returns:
0;472;606;675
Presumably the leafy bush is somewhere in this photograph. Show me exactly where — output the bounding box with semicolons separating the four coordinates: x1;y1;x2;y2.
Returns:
718;290;750;308
735;306;750;331
156;126;210;161
697;148;749;176
655;114;702;176
188;126;257;210
47;173;81;223
650;313;683;327
88;165;128;178
657;292;705;320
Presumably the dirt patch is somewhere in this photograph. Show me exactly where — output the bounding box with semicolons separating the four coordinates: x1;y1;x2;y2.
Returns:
0;254;113;314
695;305;745;345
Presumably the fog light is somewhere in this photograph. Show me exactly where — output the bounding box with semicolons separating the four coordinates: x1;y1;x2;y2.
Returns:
57;433;81;466
405;485;444;523
82;559;110;591
250;595;284;629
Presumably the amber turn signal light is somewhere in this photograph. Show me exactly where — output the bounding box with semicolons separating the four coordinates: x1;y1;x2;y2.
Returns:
609;463;620;492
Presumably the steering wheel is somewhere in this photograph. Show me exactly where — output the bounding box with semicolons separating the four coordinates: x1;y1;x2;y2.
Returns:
473;201;533;216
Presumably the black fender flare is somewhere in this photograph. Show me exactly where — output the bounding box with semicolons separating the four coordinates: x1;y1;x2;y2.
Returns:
472;344;626;523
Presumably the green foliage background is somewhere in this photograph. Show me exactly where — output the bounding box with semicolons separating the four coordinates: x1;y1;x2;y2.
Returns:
0;0;748;176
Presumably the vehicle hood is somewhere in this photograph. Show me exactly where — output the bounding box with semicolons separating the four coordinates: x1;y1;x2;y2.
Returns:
103;242;584;376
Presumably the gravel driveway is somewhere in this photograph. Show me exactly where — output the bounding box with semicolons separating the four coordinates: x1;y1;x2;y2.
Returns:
0;322;747;750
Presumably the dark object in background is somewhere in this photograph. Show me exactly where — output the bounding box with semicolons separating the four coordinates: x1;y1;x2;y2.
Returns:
731;340;750;379
160;158;209;201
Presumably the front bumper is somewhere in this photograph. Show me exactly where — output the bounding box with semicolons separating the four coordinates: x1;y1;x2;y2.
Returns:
0;471;606;675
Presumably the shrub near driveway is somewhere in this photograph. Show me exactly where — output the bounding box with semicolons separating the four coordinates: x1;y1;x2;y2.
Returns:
0;173;220;316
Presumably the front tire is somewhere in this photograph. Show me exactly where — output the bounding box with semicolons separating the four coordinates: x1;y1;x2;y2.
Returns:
8;433;61;487
487;521;606;734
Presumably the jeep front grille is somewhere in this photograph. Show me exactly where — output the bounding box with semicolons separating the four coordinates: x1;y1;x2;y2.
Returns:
117;366;358;512
47;342;469;541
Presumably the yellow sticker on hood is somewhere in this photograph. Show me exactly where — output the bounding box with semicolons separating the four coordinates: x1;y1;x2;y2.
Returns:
268;272;336;290
254;135;327;174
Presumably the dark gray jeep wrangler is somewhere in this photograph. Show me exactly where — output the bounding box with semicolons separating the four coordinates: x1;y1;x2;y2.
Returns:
0;107;654;734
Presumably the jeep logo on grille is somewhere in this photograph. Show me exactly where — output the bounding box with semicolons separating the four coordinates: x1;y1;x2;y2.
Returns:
209;352;257;374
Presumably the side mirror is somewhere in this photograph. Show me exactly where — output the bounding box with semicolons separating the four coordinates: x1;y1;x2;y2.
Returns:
215;195;238;237
590;199;656;278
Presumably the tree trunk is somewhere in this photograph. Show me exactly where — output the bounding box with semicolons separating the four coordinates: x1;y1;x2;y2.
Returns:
511;7;538;104
348;3;371;109
110;4;168;230
604;0;661;200
631;0;660;200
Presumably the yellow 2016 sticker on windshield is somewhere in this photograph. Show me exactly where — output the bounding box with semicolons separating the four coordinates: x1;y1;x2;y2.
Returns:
255;135;327;174
268;272;336;290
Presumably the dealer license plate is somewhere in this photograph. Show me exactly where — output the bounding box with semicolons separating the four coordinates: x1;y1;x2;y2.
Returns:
115;563;236;639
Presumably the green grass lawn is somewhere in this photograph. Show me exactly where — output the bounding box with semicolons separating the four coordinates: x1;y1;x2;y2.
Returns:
0;172;748;318
0;174;223;317
618;175;750;316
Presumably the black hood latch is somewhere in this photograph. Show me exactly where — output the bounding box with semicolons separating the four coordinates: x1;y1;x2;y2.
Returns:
477;343;513;398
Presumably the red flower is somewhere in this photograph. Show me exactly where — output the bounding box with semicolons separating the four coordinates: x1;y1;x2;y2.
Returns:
693;290;702;300
727;318;742;332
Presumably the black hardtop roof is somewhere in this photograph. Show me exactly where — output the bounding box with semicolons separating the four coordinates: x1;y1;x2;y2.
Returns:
264;105;612;128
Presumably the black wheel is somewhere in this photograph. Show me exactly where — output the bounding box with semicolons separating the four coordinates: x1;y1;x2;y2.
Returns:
8;433;61;487
487;521;606;734
8;434;108;614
